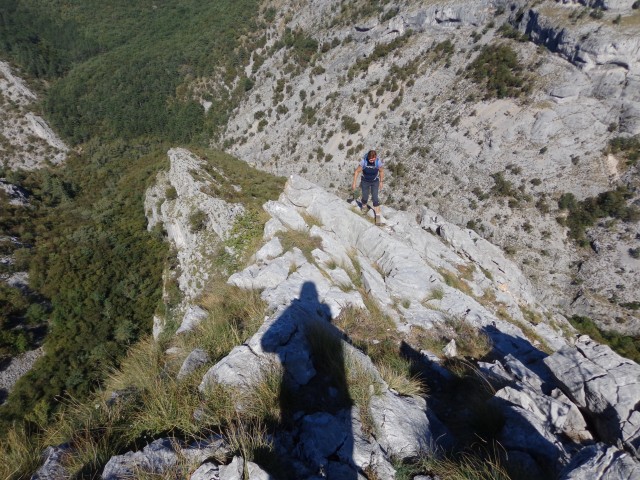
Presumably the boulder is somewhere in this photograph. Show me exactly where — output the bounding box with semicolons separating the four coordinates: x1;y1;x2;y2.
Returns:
102;437;226;479
544;335;640;449
178;349;210;380
369;391;436;459
31;445;69;480
190;462;219;480
176;306;209;335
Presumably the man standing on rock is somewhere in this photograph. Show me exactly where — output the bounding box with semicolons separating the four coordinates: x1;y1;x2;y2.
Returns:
352;149;384;225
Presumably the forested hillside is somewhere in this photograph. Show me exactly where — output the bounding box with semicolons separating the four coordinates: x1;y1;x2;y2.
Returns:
0;0;271;427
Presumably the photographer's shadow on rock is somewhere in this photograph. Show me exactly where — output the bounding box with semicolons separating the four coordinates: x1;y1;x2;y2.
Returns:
260;281;358;479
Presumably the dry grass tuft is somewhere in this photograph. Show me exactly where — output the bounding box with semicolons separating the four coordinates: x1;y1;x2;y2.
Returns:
177;281;267;361
277;228;322;261
412;449;512;480
410;317;492;360
334;304;395;345
438;267;473;296
455;263;476;281
378;363;426;397
0;423;45;480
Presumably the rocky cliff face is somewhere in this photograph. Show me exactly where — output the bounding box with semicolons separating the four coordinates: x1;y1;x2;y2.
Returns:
216;0;640;333
0;61;67;171
144;148;245;337
34;159;639;479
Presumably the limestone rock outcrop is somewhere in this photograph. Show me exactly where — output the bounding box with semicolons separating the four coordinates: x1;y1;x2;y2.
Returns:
0;61;68;170
544;335;640;451
144;148;245;336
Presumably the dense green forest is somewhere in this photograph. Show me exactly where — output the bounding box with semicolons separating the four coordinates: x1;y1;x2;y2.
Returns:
0;0;267;429
1;141;168;425
1;0;263;142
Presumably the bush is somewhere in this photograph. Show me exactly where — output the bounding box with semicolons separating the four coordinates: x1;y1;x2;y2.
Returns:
557;186;640;243
348;32;411;75
341;116;360;135
490;172;517;198
281;28;318;66
433;39;455;57
165;186;178;200
188;209;208;232
589;8;604;19
608;135;640;165
497;23;528;42
466;44;531;99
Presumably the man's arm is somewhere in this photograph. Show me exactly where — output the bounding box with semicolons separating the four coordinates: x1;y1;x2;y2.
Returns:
352;165;362;190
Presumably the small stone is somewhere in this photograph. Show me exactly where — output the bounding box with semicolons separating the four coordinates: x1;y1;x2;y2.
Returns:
442;339;457;358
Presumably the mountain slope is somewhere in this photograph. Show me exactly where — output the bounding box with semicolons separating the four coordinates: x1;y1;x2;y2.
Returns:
215;0;640;333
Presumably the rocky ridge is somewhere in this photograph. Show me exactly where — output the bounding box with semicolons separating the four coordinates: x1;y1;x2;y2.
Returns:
216;0;640;333
144;147;246;337
33;161;640;479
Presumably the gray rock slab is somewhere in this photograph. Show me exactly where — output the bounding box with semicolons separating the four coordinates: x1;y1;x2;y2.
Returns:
31;445;69;480
338;407;397;479
178;348;210;381
190;462;220;480
560;443;640;480
299;411;350;470
255;237;283;263
102;438;179;479
0;347;43;401
309;225;354;270
357;225;440;303
263;200;307;231
219;456;243;480
357;253;393;308
199;344;264;392
201;301;327;392
263;217;286;240
369;391;434;459
103;437;226;479
496;384;592;444
418;207;537;306
176;306;209;335
490;394;571;466
544;335;640;449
